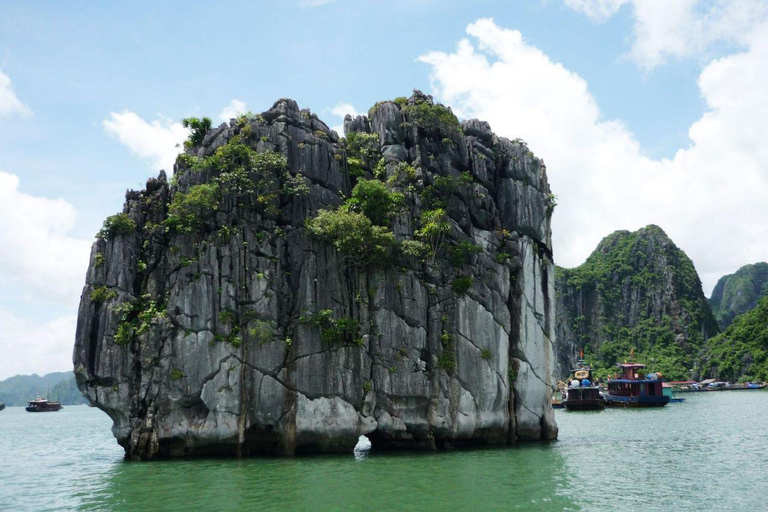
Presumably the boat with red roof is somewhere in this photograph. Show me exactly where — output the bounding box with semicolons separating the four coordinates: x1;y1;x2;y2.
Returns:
604;362;669;407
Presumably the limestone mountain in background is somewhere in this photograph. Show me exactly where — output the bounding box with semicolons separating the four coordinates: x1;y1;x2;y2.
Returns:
74;91;558;459
555;225;719;380
708;262;768;329
699;296;768;382
0;371;87;406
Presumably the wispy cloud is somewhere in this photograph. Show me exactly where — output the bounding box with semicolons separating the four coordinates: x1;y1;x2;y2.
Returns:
0;170;91;305
564;0;768;70
219;98;247;121
0;68;32;116
329;102;359;136
102;111;187;172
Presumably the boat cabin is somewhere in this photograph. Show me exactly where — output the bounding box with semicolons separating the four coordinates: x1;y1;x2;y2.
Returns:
608;363;664;398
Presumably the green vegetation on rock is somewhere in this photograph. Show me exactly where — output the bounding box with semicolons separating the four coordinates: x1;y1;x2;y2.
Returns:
90;286;118;304
181;117;212;149
306;209;396;269
345;179;404;226
556;225;719;380
699;296;768;382
166;183;220;233
97;213;136;240
709;262;768;329
299;309;361;346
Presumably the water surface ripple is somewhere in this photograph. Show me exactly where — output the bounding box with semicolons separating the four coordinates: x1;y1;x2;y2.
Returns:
1;392;765;511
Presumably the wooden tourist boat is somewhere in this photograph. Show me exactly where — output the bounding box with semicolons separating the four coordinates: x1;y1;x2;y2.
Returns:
605;363;669;407
25;397;62;412
563;361;605;411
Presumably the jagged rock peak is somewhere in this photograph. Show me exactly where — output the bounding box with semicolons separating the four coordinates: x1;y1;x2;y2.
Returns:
74;93;558;459
555;224;719;380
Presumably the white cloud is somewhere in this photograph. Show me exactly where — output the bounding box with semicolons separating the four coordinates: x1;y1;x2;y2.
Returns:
0;312;76;380
0;171;92;304
419;18;768;293
329;102;359;136
103;111;187;172
0;171;92;378
219;98;247;122
564;0;630;22
565;0;768;69
0;68;31;116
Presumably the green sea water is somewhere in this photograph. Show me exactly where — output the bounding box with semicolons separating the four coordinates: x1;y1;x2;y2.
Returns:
1;391;766;511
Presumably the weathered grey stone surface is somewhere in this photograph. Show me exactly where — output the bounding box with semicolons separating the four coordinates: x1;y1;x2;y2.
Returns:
74;91;558;459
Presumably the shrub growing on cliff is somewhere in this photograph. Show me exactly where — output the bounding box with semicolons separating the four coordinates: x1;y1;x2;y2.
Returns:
166;183;220;233
299;309;360;345
403;99;460;137
345;132;381;176
416;208;451;262
400;239;429;260
419;173;472;211
387;162;417;188
451;276;473;294
437;330;456;371
345;179;404;226
182;117;212;149
111;295;165;346
90;286;117;304
97;213;137;240
448;241;482;267
306;209;395;268
346;132;380;159
546;193;558;214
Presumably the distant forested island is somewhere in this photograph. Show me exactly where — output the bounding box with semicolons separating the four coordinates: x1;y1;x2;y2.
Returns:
0;371;87;406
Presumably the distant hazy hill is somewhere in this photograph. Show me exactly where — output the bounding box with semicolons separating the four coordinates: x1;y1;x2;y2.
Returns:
709;262;768;329
700;296;768;382
0;371;87;407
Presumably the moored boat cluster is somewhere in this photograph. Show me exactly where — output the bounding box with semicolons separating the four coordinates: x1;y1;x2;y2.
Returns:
554;351;767;413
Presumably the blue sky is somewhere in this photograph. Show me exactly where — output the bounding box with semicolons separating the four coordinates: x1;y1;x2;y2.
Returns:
1;0;766;377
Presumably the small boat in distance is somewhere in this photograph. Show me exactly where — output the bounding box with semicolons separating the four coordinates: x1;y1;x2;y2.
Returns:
25;396;62;412
605;363;669;407
0;402;5;411
563;361;604;411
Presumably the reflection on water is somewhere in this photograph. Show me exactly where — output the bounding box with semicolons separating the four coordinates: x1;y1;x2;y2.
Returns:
84;442;574;512
2;392;767;511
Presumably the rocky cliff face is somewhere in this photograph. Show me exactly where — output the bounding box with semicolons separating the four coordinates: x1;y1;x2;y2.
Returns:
74;92;558;459
555;225;719;380
709;262;768;329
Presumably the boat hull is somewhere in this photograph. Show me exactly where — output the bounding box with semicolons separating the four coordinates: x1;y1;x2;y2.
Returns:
564;399;605;411
25;404;62;412
604;394;669;407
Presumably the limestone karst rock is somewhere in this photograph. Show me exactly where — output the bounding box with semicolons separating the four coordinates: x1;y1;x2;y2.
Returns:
709;262;768;329
555;225;719;380
74;92;558;459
